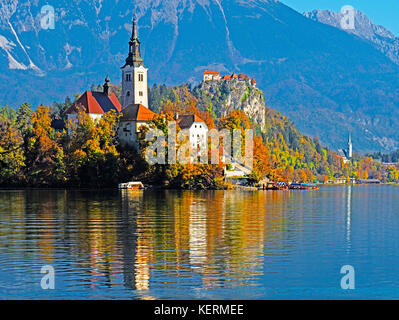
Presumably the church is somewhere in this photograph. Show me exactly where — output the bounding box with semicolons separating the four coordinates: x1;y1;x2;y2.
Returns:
338;133;353;164
117;16;156;150
65;15;208;152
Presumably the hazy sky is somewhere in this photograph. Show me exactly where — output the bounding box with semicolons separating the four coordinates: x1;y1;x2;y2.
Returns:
281;0;399;36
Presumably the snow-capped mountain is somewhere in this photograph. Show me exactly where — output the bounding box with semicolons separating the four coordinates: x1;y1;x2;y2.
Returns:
1;0;399;152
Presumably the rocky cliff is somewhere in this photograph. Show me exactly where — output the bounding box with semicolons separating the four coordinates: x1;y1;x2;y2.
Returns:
195;78;267;130
304;9;399;66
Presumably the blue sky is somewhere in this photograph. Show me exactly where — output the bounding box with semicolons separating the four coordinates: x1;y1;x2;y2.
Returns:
281;0;399;36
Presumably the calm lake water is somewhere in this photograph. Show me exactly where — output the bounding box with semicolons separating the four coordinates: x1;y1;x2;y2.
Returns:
1;186;399;300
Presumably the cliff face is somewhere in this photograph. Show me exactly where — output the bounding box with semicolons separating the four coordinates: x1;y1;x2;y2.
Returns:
304;9;399;66
195;79;266;130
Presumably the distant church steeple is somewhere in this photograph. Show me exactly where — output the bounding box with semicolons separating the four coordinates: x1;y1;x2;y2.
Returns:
121;13;149;109
348;132;353;159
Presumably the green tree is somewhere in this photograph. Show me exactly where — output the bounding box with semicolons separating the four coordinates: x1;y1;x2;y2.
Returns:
0;119;25;185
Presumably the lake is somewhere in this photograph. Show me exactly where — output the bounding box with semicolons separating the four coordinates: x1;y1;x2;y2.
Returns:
0;186;399;300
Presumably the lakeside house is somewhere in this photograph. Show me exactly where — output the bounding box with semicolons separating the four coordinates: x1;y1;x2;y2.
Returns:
326;178;356;184
176;114;208;152
356;179;381;185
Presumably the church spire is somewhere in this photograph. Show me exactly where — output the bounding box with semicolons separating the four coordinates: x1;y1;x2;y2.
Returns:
132;14;139;41
348;131;353;159
124;13;144;67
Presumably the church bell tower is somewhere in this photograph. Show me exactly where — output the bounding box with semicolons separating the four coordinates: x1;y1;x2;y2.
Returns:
121;15;149;109
348;133;353;159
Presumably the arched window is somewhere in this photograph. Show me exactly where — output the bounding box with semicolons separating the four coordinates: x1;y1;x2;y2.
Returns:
126;91;130;97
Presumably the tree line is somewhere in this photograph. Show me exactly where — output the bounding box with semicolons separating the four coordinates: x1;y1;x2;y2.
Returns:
1;84;399;188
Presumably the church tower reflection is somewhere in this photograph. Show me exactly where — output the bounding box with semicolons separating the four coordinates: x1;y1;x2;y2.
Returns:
346;185;352;253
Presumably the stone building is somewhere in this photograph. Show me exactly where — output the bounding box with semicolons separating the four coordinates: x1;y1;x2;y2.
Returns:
118;104;156;150
118;15;155;150
203;70;222;82
121;16;149;109
204;70;257;87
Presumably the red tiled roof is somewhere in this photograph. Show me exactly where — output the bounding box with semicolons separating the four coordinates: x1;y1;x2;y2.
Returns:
66;91;122;115
238;73;250;80
223;75;231;80
203;70;221;76
177;114;206;129
231;73;238;79
120;104;156;122
251;78;257;84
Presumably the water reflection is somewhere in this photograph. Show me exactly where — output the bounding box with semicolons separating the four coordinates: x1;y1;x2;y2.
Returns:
117;190;280;293
1;187;394;299
346;185;352;252
0;189;294;298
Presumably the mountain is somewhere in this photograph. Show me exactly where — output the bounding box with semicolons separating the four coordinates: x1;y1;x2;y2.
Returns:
1;0;399;153
304;9;399;66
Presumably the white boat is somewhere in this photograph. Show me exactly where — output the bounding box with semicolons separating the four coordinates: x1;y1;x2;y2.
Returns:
118;182;145;190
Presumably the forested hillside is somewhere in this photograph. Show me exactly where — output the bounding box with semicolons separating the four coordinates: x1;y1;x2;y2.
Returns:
1;80;398;188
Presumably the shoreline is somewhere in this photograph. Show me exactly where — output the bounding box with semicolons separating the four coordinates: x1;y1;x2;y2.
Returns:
1;183;398;192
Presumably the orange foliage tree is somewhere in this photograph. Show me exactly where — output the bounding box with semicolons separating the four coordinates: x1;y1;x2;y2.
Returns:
65;109;120;187
24;106;65;186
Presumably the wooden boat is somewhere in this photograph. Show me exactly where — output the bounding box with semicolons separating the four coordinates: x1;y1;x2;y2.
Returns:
118;182;145;190
289;183;320;190
265;182;289;191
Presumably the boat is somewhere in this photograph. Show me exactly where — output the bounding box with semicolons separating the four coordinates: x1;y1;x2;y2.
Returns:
265;182;289;191
289;183;320;190
118;182;145;190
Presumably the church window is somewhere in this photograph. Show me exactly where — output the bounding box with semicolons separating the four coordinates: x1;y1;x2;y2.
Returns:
126;74;131;81
139;91;143;96
127;91;130;97
138;74;144;81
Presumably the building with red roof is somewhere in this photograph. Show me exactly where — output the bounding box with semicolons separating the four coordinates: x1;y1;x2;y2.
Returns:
65;76;122;131
203;70;222;82
238;73;250;81
118;103;157;149
203;70;257;87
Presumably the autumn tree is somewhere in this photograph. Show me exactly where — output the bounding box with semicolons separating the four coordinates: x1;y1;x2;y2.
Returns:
65;109;120;187
24;106;65;186
0;119;25;185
